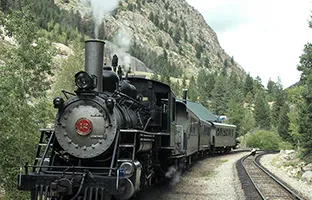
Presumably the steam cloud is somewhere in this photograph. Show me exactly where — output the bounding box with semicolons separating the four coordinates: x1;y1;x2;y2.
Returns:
165;166;182;186
111;28;133;71
80;0;134;71
80;0;120;38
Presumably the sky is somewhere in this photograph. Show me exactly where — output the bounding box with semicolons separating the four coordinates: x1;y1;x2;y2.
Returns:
186;0;312;88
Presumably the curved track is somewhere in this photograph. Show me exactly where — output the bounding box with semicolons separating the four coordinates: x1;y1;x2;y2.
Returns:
239;152;304;200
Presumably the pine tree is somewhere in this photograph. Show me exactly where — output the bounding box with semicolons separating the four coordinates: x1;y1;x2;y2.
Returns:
277;104;291;142
297;42;312;155
271;87;286;127
187;76;198;101
211;75;229;115
266;79;276;99
182;75;187;89
254;91;271;130
157;36;163;47
173;29;181;43
244;73;254;96
154;14;159;26
164;17;169;30
163;49;168;60
253;76;264;94
149;11;155;22
226;89;245;135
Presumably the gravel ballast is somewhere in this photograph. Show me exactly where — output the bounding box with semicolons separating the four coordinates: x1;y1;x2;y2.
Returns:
137;152;248;200
260;154;312;200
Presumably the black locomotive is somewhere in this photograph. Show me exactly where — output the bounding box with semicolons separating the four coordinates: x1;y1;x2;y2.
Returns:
18;40;236;200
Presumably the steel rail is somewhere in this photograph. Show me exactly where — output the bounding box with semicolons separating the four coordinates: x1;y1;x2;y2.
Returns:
241;154;266;199
254;153;304;200
242;152;304;200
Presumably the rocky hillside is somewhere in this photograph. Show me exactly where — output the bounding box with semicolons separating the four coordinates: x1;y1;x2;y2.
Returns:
56;0;245;78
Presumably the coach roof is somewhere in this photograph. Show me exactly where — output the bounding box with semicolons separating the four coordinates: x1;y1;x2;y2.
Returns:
184;101;218;122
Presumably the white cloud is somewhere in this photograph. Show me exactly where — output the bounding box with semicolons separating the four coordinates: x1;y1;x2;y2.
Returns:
187;0;312;88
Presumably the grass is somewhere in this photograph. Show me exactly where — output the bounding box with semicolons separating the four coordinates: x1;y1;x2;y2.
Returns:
216;159;228;164
201;171;217;178
201;159;228;178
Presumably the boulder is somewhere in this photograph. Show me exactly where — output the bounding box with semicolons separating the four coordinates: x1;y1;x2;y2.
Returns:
303;163;312;171
52;43;73;56
279;149;296;160
302;171;312;183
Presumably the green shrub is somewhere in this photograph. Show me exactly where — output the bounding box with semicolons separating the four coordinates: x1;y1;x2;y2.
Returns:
278;141;293;150
246;130;281;150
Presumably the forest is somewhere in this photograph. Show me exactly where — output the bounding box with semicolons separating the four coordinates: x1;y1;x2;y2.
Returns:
0;0;312;199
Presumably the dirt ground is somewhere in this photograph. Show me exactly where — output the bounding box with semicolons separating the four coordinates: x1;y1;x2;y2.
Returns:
136;152;248;200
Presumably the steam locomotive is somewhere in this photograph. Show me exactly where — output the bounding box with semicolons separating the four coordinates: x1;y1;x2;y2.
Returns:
18;40;236;200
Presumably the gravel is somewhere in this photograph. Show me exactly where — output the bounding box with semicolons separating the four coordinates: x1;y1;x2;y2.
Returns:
260;154;312;200
136;152;248;200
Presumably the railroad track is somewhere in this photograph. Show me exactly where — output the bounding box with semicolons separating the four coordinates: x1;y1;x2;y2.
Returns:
240;152;304;200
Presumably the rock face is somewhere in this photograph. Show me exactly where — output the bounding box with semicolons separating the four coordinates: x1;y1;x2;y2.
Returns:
55;0;246;78
302;171;312;183
279;149;296;160
274;150;312;183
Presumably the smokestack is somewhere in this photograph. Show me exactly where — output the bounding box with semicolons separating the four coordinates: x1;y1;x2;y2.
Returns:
182;89;188;104
85;39;105;92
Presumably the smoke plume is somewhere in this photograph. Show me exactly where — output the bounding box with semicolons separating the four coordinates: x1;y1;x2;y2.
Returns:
111;28;133;71
165;166;182;186
81;0;120;38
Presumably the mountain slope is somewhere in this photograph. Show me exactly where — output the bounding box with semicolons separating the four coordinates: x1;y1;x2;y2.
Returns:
56;0;245;78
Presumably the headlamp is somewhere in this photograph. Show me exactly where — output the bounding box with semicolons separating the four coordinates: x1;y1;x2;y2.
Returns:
119;162;134;176
74;71;97;90
53;97;64;109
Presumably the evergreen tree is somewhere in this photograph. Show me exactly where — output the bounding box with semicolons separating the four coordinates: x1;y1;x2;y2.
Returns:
271;87;286;127
157;36;163;47
297;42;312;155
211;75;229;115
197;70;215;107
254;91;271;130
277;104;291;142
164;1;170;10
244;73;254;96
253;76;264;94
187;76;197;101
195;43;203;59
226;89;245;135
287;85;304;146
240;109;255;136
173;29;181;43
231;56;234;65
164;17;169;30
154;14;159;26
163;49;168;60
182;75;187;89
266;78;276;100
149;11;155;22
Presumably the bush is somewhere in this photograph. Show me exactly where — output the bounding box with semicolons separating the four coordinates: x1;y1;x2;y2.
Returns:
278;141;293;150
246;130;281;150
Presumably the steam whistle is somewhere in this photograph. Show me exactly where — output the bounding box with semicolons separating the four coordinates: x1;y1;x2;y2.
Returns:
112;54;118;72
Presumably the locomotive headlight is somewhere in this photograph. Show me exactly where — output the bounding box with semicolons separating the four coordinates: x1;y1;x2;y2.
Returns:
53;97;64;108
119;162;134;176
74;71;97;90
